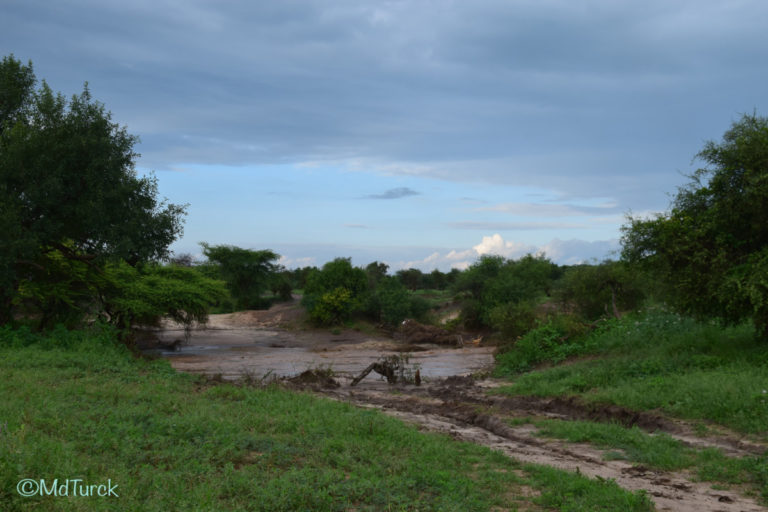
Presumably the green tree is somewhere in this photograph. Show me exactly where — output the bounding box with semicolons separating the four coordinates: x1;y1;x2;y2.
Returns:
557;260;646;321
302;258;368;325
0;55;186;325
98;262;227;338
365;261;389;289
622;113;768;337
455;254;556;329
396;268;424;290
200;244;280;310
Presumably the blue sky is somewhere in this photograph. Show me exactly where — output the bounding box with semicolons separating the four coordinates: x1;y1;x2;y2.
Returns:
3;0;767;270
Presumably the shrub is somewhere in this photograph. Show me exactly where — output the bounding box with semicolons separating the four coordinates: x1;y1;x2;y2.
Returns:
495;316;597;376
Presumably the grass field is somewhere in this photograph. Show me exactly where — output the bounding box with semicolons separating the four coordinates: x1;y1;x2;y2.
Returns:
0;325;653;511
494;309;768;502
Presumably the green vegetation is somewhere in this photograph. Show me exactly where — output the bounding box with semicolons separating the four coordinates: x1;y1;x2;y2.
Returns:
556;260;647;321
494;315;593;374
301;258;430;327
516;417;768;499
0;55;187;328
200;243;284;311
622;113;768;338
98;262;227;335
454;254;558;334
0;328;653;511
496;310;768;435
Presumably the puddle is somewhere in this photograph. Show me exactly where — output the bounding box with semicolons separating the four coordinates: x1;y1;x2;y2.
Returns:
149;319;494;381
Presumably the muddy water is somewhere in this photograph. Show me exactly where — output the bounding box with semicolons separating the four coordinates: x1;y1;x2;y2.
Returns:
151;324;495;381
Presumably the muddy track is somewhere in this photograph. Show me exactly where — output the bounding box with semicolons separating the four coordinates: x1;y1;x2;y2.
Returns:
317;377;768;512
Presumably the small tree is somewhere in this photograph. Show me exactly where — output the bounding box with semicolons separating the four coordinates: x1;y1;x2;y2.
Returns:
98;263;227;338
200;244;280;310
622;113;768;338
557;261;646;321
302;258;368;325
455;254;557;329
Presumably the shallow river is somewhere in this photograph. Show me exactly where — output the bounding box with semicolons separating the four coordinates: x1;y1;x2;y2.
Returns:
149;325;495;382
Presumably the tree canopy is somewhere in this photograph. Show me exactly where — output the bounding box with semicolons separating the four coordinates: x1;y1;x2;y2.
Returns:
622;113;768;337
200;244;281;310
1;55;189;327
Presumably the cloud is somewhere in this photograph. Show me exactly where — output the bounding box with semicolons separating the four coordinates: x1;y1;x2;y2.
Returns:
395;234;618;271
473;234;538;258
5;0;764;217
344;223;369;229
364;187;420;200
278;255;316;268
447;221;588;230
477;202;619;217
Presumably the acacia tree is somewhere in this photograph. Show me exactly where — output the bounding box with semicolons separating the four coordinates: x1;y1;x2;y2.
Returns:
0;55;187;325
622;113;768;338
200;243;281;310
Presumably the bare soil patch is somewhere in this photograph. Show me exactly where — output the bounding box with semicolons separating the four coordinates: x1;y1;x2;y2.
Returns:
317;377;768;512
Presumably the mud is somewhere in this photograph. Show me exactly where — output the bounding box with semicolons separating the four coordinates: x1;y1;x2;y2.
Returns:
321;378;768;512
143;304;494;381
149;303;768;512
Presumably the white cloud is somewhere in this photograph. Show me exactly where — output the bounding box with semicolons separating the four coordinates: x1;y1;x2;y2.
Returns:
473;234;536;258
393;233;618;271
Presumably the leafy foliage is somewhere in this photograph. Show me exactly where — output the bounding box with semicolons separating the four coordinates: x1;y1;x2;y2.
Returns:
557;260;646;321
495;315;594;375
0;55;186;325
302;258;368;325
200;243;281;310
454;254;557;330
99;263;227;335
622;113;768;338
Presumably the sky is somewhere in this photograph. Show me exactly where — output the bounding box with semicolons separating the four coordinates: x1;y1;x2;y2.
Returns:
2;0;767;271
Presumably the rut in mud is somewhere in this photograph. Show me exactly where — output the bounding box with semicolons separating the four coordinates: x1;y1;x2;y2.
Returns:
317;376;768;512
150;307;768;512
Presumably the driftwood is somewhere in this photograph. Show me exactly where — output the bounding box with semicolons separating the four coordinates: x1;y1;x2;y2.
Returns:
351;360;400;386
350;355;423;386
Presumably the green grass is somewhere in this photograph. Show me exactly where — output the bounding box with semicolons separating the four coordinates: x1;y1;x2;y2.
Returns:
0;325;653;511
513;417;768;500
495;310;768;435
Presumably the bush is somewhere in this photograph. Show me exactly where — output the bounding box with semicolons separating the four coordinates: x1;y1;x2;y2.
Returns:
489;300;538;340
557;261;646;321
302;258;368;325
455;254;557;329
309;287;354;325
376;278;412;327
495;315;597;376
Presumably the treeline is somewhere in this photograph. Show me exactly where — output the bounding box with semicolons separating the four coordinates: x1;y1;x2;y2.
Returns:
3;54;767;343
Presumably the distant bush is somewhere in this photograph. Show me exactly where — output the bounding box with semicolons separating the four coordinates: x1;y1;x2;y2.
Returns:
309;287;355;325
488;300;538;340
303;258;368;325
557;260;646;321
454;254;557;330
